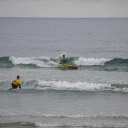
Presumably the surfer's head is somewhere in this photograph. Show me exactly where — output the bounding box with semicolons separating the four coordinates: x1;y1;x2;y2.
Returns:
63;55;65;58
17;75;20;79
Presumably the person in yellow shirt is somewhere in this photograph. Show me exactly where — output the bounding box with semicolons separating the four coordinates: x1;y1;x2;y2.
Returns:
11;75;21;89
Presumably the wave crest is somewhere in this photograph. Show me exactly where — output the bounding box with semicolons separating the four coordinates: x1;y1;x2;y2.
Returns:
19;80;112;92
74;57;110;66
0;56;128;71
9;56;58;67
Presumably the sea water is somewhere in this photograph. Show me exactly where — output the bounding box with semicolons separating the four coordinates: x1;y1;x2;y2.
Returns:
0;18;128;128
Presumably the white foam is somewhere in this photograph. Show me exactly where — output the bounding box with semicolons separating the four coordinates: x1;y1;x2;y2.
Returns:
113;88;128;92
35;122;128;127
74;57;111;66
9;56;57;67
1;108;128;119
35;122;63;127
38;80;111;91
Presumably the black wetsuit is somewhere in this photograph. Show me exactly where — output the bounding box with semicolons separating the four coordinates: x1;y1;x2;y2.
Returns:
12;83;21;89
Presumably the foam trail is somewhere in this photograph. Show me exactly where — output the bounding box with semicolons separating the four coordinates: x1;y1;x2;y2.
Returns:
9;56;57;67
74;57;111;66
35;122;128;128
37;80;111;91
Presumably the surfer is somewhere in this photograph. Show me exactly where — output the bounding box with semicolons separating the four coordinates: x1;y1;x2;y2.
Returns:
10;75;21;89
59;54;67;64
59;55;78;69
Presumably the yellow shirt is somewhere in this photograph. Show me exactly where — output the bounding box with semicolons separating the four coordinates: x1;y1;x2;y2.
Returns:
12;78;20;86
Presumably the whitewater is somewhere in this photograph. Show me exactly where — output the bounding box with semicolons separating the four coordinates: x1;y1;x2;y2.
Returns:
0;18;128;128
0;56;128;72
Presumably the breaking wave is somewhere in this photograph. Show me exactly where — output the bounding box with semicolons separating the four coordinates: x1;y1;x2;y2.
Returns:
25;80;128;92
74;57;111;66
1;80;128;93
0;56;128;71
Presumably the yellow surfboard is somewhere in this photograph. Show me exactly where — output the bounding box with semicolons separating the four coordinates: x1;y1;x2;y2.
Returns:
59;63;78;69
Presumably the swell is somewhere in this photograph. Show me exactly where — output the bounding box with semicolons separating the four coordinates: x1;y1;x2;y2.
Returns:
0;56;128;71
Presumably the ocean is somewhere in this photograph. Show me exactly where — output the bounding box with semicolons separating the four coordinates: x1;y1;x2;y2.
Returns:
0;17;128;128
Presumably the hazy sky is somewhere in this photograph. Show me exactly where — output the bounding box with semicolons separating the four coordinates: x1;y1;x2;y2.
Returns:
0;0;128;18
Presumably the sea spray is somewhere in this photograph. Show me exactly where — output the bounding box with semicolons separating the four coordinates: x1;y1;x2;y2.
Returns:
74;57;111;66
9;56;58;67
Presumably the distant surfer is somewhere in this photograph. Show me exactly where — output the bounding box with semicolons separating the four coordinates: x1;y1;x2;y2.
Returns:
10;75;21;90
59;55;78;69
59;55;67;64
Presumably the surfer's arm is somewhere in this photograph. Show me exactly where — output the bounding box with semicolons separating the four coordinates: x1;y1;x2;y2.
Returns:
18;84;21;89
63;59;67;63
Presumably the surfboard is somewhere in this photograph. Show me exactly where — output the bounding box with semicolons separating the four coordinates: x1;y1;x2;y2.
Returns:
59;63;78;69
